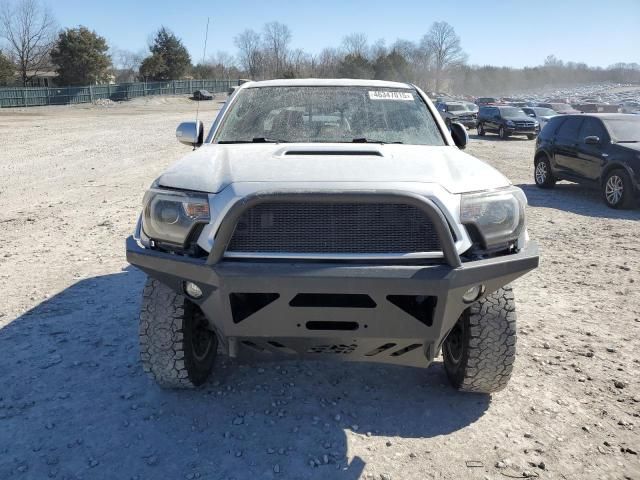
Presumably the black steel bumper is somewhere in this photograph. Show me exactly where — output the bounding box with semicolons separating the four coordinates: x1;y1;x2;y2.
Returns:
126;236;539;368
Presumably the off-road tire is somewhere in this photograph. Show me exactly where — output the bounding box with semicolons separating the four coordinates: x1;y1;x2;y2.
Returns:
534;154;556;189
477;122;485;136
442;286;516;393
499;126;509;140
603;169;637;209
139;278;217;388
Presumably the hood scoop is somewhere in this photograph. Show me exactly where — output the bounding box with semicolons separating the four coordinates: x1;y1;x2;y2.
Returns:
283;148;383;157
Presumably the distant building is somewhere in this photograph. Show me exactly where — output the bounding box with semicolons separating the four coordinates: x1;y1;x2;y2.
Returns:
14;70;59;87
11;70;117;87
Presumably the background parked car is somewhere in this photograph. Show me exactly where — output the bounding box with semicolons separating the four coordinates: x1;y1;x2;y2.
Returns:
537;102;580;114
573;103;620;113
522;106;558;130
477;105;539;139
533;114;640;208
619;100;640;114
463;101;479;113
475;97;497;107
436;101;478;129
192;89;213;101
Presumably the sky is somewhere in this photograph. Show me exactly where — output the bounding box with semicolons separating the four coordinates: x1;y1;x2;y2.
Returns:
50;0;640;68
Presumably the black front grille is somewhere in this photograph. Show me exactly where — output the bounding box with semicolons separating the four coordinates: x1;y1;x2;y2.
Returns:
514;121;535;128
226;202;442;255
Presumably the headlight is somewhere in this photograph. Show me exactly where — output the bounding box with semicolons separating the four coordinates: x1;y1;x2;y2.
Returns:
141;188;210;248
505;120;515;127
460;187;526;249
533;121;539;126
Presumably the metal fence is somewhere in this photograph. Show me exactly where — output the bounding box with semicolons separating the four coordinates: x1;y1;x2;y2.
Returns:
0;79;242;108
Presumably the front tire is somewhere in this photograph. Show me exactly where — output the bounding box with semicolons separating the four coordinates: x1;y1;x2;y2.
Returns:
534;154;556;188
443;287;517;393
139;278;217;388
603;169;637;209
527;134;537;140
499;126;509;139
477;122;485;136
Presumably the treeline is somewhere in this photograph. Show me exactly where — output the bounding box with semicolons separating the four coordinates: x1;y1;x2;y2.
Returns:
450;59;640;95
226;23;640;95
1;0;639;95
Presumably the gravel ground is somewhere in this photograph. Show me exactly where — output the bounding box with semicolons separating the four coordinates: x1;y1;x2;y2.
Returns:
0;96;638;480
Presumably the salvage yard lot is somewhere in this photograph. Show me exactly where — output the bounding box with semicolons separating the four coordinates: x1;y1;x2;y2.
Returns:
0;97;638;480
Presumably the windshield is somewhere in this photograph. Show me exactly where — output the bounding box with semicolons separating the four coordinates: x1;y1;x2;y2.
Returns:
446;104;467;112
604;117;640;142
498;107;526;117
214;86;445;145
533;107;557;116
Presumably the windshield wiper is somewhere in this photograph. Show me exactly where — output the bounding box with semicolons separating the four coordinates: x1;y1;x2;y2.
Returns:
352;137;403;144
217;137;288;144
251;137;288;143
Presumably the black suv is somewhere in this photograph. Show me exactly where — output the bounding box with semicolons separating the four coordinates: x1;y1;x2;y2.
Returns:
533;114;640;209
477;106;540;140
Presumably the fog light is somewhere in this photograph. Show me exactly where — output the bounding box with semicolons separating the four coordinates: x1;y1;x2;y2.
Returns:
462;285;484;303
184;281;203;299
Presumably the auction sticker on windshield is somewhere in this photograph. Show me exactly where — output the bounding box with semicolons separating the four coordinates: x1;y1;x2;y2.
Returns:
368;91;414;101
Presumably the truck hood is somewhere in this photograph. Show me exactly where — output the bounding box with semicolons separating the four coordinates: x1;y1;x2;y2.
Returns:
157;143;511;195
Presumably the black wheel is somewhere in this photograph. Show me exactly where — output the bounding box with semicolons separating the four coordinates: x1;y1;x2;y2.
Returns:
139;278;217;388
527;134;537;140
499;126;509;139
534;154;556;189
443;287;517;393
603;169;637;209
477;122;485;136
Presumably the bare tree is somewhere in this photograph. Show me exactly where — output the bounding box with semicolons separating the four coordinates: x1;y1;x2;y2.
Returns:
208;50;237;78
423;21;467;91
289;48;312;77
112;48;145;83
0;0;57;86
315;47;340;78
341;33;368;58
234;29;261;79
543;54;564;68
370;38;387;60
262;21;291;77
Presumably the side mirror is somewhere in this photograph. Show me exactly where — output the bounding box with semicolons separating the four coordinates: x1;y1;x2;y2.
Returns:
176;121;204;147
584;135;600;145
450;122;468;150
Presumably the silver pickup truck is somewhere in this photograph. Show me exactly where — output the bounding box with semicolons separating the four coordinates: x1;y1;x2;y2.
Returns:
126;79;538;393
